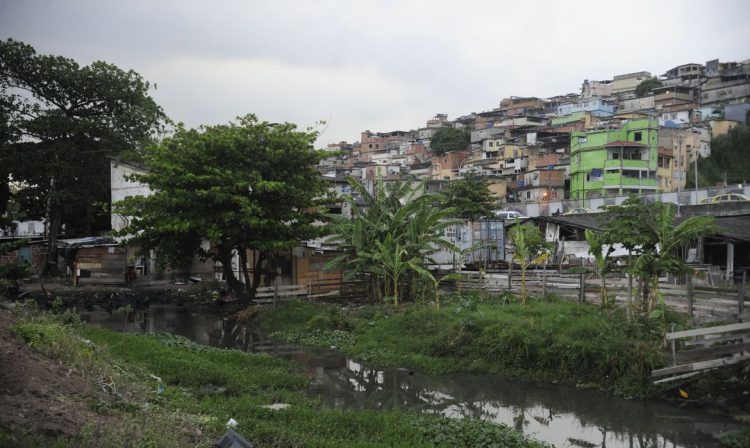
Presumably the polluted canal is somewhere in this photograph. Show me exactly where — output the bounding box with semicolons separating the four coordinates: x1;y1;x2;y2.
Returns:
80;304;743;448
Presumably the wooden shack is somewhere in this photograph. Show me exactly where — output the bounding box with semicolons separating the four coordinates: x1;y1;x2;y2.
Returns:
62;237;128;286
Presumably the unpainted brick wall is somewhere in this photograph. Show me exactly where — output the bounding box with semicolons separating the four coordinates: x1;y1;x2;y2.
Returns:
0;244;47;274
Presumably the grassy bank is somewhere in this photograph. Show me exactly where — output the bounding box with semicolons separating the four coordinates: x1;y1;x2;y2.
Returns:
2;304;549;448
257;293;678;397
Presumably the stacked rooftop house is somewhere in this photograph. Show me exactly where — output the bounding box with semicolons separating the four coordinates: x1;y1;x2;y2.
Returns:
569;118;659;201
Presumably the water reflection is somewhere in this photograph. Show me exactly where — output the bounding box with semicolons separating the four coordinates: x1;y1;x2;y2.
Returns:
80;305;741;448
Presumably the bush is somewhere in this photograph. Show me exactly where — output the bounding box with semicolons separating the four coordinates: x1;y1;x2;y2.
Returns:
306;314;335;331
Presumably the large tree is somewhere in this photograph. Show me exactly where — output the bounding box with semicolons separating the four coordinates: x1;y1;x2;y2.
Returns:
634;77;662;97
115;115;331;301
687;126;750;188
0;39;166;272
440;173;497;220
429;127;470;155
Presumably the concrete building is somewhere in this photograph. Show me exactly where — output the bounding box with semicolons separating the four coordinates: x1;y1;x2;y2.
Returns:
701;59;750;106
471;126;504;143
581;79;613;99
549;111;597;132
617;95;655;114
661;63;705;88
570;118;659;200
518;166;565;203
497;97;545;117
110;160;152;232
430;151;469;180
556;97;615;117
725;102;750;125
655;126;712;192
426;113;449;128
657;146;675;192
612;71;651;98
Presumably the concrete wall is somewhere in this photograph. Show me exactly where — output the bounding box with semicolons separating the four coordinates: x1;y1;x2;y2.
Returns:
110;161;152;232
612;71;651;94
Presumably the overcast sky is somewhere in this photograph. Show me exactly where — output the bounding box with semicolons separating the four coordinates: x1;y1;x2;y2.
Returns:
2;0;749;146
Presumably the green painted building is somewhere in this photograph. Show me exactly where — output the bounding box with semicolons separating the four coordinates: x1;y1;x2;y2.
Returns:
570;118;659;200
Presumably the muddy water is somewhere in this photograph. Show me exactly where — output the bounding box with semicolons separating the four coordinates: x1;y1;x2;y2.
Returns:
80;305;744;448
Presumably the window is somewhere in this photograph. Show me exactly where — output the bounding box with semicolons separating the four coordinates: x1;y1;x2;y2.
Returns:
17;246;32;264
634;132;642;142
578;136;587;143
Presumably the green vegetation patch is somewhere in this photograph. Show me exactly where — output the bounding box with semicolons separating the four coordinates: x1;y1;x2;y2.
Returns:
7;305;548;447
260;294;671;396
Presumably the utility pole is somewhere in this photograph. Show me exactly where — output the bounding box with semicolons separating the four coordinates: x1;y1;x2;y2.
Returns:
694;152;699;200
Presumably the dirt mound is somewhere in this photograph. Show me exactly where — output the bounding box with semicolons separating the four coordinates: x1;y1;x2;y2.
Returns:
0;310;122;441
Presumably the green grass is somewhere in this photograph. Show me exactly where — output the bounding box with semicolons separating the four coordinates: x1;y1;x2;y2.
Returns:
259;295;674;397
6;306;549;448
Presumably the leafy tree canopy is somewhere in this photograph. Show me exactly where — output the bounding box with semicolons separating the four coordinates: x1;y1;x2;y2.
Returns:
687;126;750;188
440;173;497;220
0;39;166;271
115;115;331;300
634;77;663;98
430;127;470;155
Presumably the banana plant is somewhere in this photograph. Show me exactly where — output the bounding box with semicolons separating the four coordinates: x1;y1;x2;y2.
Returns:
584;229;616;306
509;220;551;305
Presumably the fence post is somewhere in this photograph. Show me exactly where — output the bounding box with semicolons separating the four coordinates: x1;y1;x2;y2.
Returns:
687;274;694;321
542;260;548;298
578;259;585;304
739;270;746;322
508;256;513;292
672;324;677;366
273;277;279;308
627;251;633;321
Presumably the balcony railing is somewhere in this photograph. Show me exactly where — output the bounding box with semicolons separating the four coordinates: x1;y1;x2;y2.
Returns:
604;159;649;169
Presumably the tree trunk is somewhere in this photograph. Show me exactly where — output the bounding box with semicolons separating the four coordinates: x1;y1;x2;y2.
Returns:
0;180;10;217
641;275;650;311
43;205;62;275
218;243;245;298
520;264;527;305
238;247;251;294
247;250;267;302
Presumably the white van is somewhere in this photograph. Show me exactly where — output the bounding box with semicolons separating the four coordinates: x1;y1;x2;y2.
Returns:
494;210;527;221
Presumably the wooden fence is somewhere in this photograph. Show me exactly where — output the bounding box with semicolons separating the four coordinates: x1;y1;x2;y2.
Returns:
253;278;368;305
460;268;750;378
458;269;748;322
651;322;750;384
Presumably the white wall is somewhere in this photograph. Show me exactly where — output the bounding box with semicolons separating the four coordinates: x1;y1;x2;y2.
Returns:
110;161;153;232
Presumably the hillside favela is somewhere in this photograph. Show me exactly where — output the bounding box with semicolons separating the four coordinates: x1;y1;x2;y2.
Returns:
1;2;750;448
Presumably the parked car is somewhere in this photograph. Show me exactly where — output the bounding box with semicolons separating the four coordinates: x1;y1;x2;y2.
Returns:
563;207;594;215
699;194;750;204
494;210;527;221
708;193;750;203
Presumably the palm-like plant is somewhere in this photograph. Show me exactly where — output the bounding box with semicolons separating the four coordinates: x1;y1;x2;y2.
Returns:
585;229;616;306
324;176;459;306
509;220;551;305
632;203;716;314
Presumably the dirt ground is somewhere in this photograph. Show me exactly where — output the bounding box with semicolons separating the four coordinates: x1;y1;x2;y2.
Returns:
0;309;124;442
